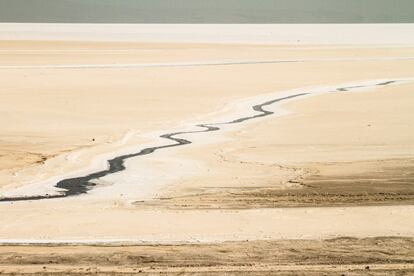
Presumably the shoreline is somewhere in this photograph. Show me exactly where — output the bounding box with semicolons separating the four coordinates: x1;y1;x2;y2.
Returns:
1;23;414;45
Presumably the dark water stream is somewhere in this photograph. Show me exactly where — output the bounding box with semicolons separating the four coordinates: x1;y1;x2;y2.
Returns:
0;80;397;202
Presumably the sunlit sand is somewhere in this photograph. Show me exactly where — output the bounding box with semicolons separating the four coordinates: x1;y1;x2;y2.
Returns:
1;24;414;274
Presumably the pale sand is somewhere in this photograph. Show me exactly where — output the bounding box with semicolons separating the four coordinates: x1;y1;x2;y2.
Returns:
1;81;414;242
1;41;414;193
0;202;413;242
1;23;414;44
0;37;414;245
162;82;414;198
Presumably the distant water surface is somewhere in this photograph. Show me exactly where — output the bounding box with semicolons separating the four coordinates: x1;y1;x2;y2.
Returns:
0;0;413;23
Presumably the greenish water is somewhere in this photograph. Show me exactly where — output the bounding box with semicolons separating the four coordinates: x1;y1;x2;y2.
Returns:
0;0;413;23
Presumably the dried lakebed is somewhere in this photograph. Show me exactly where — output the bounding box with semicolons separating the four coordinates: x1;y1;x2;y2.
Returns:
0;79;409;202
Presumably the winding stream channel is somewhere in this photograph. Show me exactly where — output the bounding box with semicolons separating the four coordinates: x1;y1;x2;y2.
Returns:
0;79;403;202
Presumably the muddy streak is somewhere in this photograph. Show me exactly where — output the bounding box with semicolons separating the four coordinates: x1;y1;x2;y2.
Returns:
0;80;402;202
0;94;307;202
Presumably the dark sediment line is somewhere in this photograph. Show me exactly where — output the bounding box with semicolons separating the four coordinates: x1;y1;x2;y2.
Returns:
0;80;400;202
0;94;306;202
337;80;396;92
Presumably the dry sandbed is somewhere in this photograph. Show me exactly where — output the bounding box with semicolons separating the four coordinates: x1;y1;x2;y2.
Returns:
0;237;413;275
137;158;414;209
